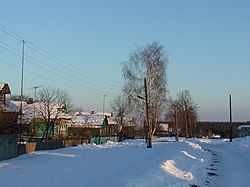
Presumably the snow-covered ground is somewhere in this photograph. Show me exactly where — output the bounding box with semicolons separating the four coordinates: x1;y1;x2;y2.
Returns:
196;137;250;187
0;137;249;187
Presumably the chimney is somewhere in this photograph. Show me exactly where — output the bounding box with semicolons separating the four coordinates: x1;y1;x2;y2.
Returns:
27;98;34;104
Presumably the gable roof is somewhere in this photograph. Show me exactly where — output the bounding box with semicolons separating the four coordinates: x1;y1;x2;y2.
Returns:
0;83;11;94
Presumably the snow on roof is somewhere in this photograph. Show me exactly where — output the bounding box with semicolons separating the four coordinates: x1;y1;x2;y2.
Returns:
69;115;87;127
68;114;118;127
95;112;112;117
0;82;5;90
0;100;19;112
87;115;103;126
237;125;250;130
4;100;68;124
108;118;118;125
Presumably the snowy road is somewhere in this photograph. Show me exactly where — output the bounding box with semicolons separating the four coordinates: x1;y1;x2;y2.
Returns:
199;138;250;186
0;138;249;187
0;139;210;187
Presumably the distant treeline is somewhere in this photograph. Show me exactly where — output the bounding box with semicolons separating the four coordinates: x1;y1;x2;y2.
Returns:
192;121;250;138
168;121;250;138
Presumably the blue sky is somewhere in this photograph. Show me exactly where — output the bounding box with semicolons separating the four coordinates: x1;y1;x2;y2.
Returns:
0;0;249;121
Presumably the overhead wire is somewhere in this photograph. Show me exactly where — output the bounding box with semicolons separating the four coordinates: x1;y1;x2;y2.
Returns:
0;57;113;108
0;57;86;93
26;44;122;90
26;43;122;87
0;24;122;87
0;42;118;96
0;24;123;109
0;40;119;94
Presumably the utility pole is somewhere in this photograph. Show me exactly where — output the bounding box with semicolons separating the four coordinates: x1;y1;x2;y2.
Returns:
174;105;179;141
144;78;152;148
229;95;233;142
20;40;25;130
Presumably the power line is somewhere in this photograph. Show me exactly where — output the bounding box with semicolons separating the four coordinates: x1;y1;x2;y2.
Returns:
0;57;117;107
0;42;118;96
27;44;122;89
26;43;122;88
0;58;82;93
0;40;121;91
0;24;122;86
0;48;114;97
0;26;22;42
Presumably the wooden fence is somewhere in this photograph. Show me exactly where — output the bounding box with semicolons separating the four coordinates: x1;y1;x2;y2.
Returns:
18;138;90;155
1;135;119;161
0;134;18;161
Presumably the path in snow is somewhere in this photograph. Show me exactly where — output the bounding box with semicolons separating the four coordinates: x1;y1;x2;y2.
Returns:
200;138;250;187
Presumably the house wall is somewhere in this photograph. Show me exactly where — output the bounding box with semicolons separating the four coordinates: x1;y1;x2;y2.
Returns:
55;121;68;137
0;134;18;161
35;122;51;137
35;121;68;137
0;112;19;129
68;127;101;137
0;93;3;102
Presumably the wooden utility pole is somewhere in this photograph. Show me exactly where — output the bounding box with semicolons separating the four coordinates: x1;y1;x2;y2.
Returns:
229;95;233;142
174;106;179;141
144;78;152;148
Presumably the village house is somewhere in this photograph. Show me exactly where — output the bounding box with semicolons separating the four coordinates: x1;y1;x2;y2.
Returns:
68;112;118;137
4;99;70;138
0;82;19;134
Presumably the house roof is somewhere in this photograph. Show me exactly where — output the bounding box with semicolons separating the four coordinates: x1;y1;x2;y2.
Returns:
0;83;4;90
68;113;118;127
4;101;68;124
0;83;11;94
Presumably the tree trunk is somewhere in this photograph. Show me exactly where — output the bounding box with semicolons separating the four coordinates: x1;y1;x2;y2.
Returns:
174;109;179;141
45;125;49;142
147;119;152;148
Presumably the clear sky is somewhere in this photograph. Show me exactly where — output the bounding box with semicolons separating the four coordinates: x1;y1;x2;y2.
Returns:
0;0;249;121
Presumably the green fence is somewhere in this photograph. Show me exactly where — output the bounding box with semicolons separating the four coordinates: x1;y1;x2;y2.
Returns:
0;134;18;161
90;136;118;144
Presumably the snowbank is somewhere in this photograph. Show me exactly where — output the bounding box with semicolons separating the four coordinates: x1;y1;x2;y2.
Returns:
0;138;211;187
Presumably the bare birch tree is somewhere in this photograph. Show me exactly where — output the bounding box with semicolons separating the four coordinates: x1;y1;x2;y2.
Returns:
111;94;129;129
166;97;180;141
176;90;198;139
122;41;168;147
36;87;72;141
